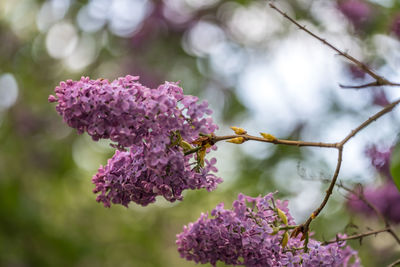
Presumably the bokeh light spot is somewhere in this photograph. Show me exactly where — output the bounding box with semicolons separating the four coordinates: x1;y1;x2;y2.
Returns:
77;5;106;33
65;34;97;72
36;0;70;32
0;73;18;111
184;20;225;57
46;21;78;59
109;0;153;37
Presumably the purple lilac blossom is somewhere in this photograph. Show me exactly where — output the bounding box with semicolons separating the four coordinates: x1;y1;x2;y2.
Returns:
49;75;222;207
372;90;390;108
391;14;400;39
347;146;400;223
48;75;217;148
92;148;221;207
338;0;371;28
347;181;400;223
177;193;360;267
348;65;366;80
365;145;392;180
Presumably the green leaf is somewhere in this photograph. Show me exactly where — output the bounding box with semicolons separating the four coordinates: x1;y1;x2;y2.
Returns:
390;141;400;192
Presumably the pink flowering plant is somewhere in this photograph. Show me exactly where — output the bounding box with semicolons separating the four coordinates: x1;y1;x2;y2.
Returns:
48;2;400;267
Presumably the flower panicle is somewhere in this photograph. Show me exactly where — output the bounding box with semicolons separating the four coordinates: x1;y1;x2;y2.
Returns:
50;75;222;207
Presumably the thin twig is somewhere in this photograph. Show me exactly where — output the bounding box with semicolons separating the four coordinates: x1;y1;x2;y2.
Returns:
388;228;400;246
268;2;400;89
300;148;343;233
339;183;388;226
212;134;338;148
338;182;400;246
184;146;202;156
322;227;390;245
301;180;400;247
279;225;298;231
388;258;400;267
340;99;400;146
340;81;400;89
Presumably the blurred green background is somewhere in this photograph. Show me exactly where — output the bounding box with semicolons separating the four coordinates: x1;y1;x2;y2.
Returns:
1;0;400;266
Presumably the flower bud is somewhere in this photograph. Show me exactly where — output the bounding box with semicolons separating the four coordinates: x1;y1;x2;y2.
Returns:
180;141;193;151
270;226;280;235
226;137;245;144
260;132;277;141
230;126;247;135
197;148;207;167
277;208;288;225
281;231;289;248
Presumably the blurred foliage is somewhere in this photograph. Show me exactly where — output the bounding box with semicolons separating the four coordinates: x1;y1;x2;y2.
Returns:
391;140;400;192
1;0;400;266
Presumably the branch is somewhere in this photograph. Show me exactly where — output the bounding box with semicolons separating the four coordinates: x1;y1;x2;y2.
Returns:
184;146;202;156
340;81;400;89
212;134;338;148
265;0;400;235
339;183;388;226
299;147;343;234
340;99;400;146
388;259;400;267
388;228;400;246
266;0;400;253
321;227;391;245
214;99;400;234
268;2;400;89
294;98;400;238
338;182;400;246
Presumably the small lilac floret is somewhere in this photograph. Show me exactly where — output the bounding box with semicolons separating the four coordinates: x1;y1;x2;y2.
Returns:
177;193;360;267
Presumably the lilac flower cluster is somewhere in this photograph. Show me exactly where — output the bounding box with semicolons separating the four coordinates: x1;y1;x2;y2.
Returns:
48;76;216;148
338;0;371;28
49;75;222;207
347;181;400;223
92;149;221;207
372;90;390;107
177;193;360;267
392;14;400;39
347;146;400;223
365;145;392;180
